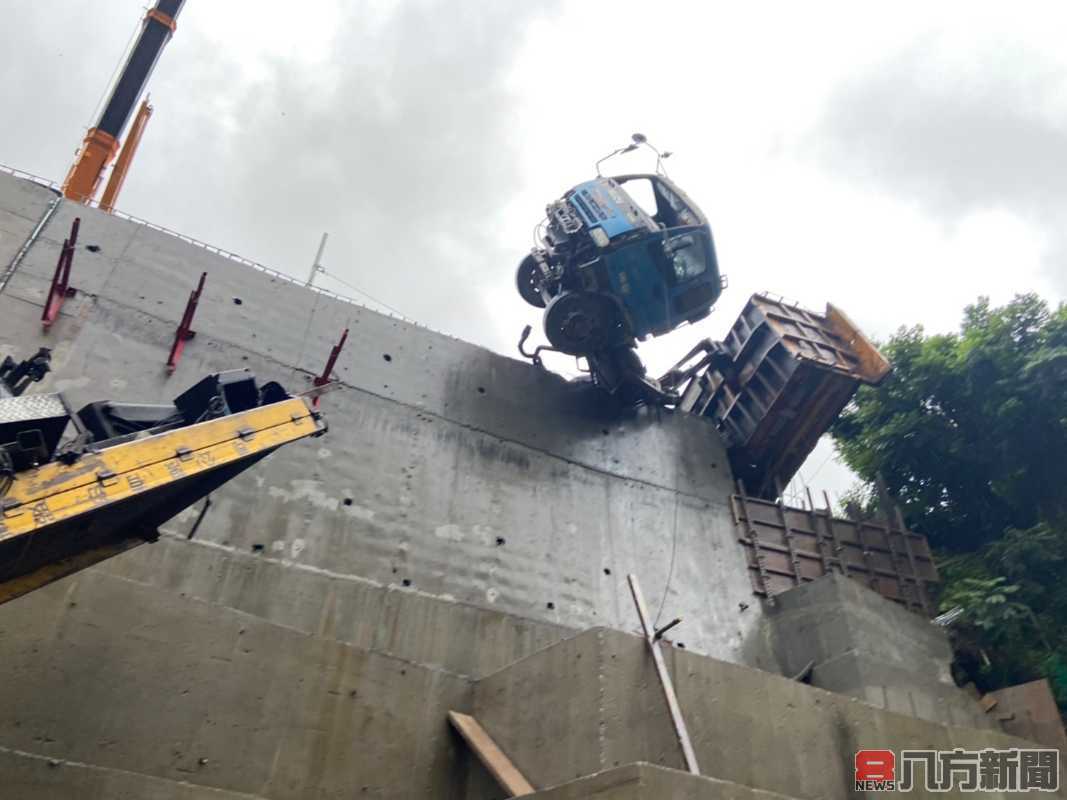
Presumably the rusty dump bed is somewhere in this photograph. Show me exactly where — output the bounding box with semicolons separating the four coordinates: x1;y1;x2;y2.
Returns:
0;397;324;605
680;294;890;499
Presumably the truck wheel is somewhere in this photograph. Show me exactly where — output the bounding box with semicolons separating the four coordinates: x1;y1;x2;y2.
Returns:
543;292;619;356
516;255;546;308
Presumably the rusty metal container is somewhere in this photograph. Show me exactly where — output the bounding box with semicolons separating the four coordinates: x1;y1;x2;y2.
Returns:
680;294;890;498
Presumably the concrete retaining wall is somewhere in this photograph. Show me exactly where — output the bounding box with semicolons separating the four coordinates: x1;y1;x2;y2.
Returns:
1;171;1050;799
0;169;766;666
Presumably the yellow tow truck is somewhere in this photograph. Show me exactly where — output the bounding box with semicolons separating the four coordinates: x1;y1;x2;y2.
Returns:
0;351;326;605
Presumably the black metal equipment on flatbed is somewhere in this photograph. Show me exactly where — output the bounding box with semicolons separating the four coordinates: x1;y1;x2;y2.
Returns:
0;353;327;605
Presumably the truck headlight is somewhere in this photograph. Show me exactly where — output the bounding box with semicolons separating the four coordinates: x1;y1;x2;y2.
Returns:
590;227;610;248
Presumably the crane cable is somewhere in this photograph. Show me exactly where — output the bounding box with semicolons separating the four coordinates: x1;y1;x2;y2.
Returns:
317;268;412;322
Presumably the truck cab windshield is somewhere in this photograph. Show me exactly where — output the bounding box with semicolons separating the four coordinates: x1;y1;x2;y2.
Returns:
665;232;707;281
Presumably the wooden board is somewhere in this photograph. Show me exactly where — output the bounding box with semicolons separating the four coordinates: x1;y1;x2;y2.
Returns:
448;711;535;797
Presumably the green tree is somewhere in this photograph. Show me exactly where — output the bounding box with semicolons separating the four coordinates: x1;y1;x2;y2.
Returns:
832;293;1067;708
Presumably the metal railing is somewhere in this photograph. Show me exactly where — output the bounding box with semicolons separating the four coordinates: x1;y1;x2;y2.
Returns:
0;162;417;326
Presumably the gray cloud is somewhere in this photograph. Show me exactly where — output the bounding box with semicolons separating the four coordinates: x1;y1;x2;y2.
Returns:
806;38;1067;291
1;1;560;350
141;1;561;348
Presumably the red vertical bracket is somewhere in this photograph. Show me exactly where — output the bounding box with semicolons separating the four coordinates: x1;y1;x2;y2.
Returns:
41;217;80;329
313;327;348;406
166;272;207;374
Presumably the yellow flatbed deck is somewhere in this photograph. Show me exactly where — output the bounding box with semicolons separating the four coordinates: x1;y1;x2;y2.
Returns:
0;396;324;605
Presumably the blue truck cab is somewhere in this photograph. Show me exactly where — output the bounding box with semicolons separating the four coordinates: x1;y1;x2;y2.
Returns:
518;173;724;356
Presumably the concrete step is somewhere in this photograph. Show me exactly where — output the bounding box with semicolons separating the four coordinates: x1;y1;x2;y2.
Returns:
528;763;801;800
0;746;266;800
469;627;1067;800
0;568;473;799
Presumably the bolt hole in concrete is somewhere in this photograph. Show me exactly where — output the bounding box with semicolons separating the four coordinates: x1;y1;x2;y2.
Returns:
343;498;353;506
495;536;506;546
603;567;611;575
477;386;486;394
86;244;100;253
402;578;411;587
546;601;555;610
252;544;264;553
233;297;243;305
382;354;392;362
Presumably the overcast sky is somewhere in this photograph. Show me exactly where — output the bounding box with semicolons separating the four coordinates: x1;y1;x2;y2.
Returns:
2;1;1065;501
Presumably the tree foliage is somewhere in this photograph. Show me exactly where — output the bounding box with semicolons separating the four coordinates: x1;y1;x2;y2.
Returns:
832;293;1067;707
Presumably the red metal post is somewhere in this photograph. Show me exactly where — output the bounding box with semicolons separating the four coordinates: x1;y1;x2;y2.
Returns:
41;217;80;329
313;328;348;406
166;272;206;373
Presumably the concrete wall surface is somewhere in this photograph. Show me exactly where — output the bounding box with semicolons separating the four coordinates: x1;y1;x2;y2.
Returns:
0;169;767;665
766;573;991;729
471;627;1066;800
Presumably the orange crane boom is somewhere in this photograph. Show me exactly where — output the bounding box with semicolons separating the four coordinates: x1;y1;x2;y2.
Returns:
62;0;184;205
99;98;153;213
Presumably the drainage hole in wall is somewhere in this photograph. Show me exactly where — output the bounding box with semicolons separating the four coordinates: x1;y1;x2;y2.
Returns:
343;498;353;506
477;386;486;394
233;297;243;305
402;578;411;587
382;353;392;362
676;642;686;649
251;543;264;553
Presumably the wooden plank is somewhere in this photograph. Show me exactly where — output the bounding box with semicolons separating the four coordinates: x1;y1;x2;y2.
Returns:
447;711;535;797
627;574;700;775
